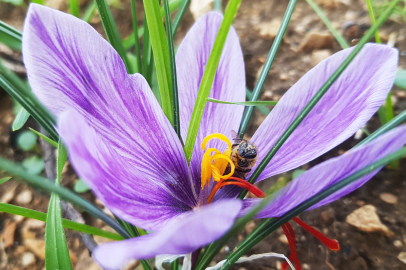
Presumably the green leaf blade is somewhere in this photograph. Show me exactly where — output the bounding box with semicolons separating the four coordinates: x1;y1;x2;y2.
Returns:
12;108;30;131
0;21;22;50
208;97;277;106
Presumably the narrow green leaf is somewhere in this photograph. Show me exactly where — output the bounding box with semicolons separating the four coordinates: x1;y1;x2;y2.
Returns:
0;202;123;240
17;130;38;151
94;0;130;71
69;0;80;17
0;21;22;50
142;18;153;84
3;0;24;6
305;0;349;49
366;0;382;43
216;146;406;270
29;128;58;147
246;88;270;116
238;0;296;138
208;97;277;106
164;0;181;139
183;0;242;163
0;59;30;96
172;0;191;36
143;0;174;124
57;141;68;184
12;108;30;131
82;1;97;23
0;177;11;185
73;179;90;193
45;193;73;270
0;73;58;141
394;69;406;90
237;0;402;199
31;0;45;4
0;156;131;239
130;0;142;74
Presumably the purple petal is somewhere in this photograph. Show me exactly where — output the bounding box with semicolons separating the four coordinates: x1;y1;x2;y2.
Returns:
93;199;242;269
59;106;196;231
176;12;245;196
250;44;398;182
24;4;198;230
243;125;406;218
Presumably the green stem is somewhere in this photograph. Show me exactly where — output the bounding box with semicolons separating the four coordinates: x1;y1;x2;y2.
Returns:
237;0;401;199
237;0;297;138
183;0;242;163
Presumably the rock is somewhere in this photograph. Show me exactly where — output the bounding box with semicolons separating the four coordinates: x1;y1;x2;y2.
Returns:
279;234;289;245
398;252;406;264
300;32;334;52
392;95;398;106
396;91;406;99
76;251;103;270
1;221;17;248
16;190;33;205
302;263;310;270
25;239;46;259
380;193;398;204
21;252;36;267
0;185;17;203
245;220;256;234
256;19;282;39
25;219;45;229
190;0;214;20
346;205;393;236
394;240;403;248
311;50;332;66
279;73;288;81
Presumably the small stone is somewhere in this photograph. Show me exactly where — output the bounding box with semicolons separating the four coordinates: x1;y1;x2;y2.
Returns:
1;221;17;248
398;252;406;264
25;239;46;259
380;193;398;204
0;187;16;204
300;32;334;52
190;0;214;20
25;219;45;229
245;220;256;234
394;240;403;248
276;261;282;270
13;215;25;223
16;190;33;205
279;73;288;80
392;95;398;106
311;50;332;66
396;91;406;99
346;205;393;236
279;234;289;245
302;263;310;270
322;228;329;235
263;90;273;100
237;268;247;270
256;19;282;39
356;200;365;207
21;252;36;267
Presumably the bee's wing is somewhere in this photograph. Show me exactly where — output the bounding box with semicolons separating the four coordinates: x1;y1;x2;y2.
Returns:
230;130;243;144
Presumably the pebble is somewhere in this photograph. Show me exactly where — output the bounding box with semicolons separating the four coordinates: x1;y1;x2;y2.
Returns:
21;252;36;267
311;50;332;66
394;240;403;248
25;219;45;229
1;221;17;248
244;220;256;234
190;0;213;20
300;32;334;52
356;200;365;207
302;263;310;270
16;190;33;205
380;193;398;204
396;91;406;99
346;205;393;236
398;252;406;264
256;19;282;39
279;73;288;81
279;234;289;245
0;188;16;204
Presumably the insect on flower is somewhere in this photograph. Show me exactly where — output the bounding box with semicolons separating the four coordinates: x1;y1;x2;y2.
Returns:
22;4;406;270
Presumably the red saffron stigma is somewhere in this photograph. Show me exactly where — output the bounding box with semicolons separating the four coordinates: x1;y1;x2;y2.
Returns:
207;177;266;204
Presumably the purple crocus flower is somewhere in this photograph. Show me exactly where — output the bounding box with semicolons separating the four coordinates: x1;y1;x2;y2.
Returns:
22;4;406;269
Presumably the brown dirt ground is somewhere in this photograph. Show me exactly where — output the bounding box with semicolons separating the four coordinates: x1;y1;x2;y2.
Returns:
1;0;406;269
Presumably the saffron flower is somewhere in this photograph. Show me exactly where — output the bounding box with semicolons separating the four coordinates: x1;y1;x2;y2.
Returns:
22;4;406;269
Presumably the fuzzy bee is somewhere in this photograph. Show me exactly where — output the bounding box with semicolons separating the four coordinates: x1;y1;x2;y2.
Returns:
224;131;258;180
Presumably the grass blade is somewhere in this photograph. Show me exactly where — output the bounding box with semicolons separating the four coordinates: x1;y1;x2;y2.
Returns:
0;156;131;239
69;0;80;17
208;97;277;106
12;108;30;131
183;0;242;163
82;1;97;23
45;140;72;270
0;20;22;50
0;74;58;141
164;0;181;139
95;0;130;71
143;0;174;124
31;0;45;4
130;0;142;74
246;88;270;116
305;0;349;49
238;0;297;138
172;0;191;36
217;145;406;270
0;202;123;240
142;18;153;84
237;0;402;199
29;128;58;147
0;177;11;185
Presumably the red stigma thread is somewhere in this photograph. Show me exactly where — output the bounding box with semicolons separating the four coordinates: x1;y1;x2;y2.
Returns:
207;177;266;204
281;217;340;270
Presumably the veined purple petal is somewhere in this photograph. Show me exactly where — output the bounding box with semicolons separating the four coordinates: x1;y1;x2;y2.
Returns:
176;12;245;197
93;199;242;269
23;4;198;229
242;125;406;218
250;44;398;182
